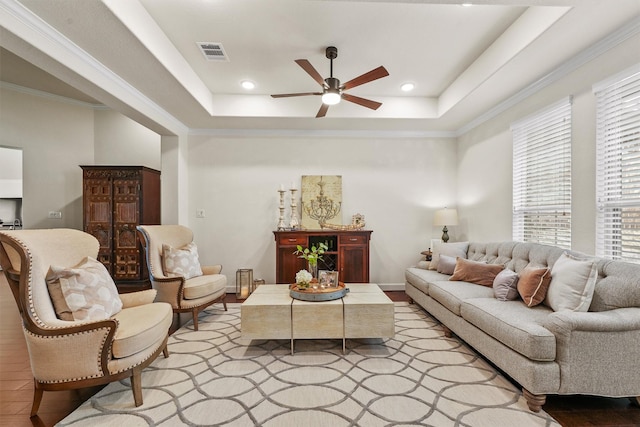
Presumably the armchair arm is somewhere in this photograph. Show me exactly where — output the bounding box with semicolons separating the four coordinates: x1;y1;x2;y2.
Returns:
24;319;118;383
149;276;185;309
202;265;223;275
543;308;640;395
119;289;158;308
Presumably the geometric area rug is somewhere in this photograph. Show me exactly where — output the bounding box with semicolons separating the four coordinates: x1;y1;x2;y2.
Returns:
58;302;560;426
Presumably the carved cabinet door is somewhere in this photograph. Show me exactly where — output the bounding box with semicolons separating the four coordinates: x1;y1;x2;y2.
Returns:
112;177;141;280
84;177;113;274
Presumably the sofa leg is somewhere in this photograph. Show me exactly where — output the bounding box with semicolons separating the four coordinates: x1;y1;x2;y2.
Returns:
523;388;546;412
407;297;414;304
442;326;453;338
30;379;44;417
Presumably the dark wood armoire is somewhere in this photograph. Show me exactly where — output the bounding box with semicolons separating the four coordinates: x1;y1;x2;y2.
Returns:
81;166;160;290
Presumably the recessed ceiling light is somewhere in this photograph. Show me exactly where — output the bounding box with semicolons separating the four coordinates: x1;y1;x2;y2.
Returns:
461;3;473;6
241;80;255;90
401;82;415;92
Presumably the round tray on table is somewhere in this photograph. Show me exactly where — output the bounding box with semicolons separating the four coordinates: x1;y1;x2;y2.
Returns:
289;282;349;301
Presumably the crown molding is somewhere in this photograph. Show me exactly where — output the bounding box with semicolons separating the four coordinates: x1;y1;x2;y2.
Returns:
455;14;640;137
0;0;189;135
188;128;457;139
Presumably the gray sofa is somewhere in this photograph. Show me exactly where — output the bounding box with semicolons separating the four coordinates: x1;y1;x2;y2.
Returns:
405;241;640;412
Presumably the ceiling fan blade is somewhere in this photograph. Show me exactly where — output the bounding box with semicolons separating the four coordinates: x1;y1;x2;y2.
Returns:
341;66;389;90
271;92;322;98
342;93;382;110
316;103;329;118
295;59;326;87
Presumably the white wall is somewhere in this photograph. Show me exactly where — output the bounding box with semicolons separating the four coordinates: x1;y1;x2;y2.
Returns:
94;109;161;170
456;33;640;255
187;135;457;285
0;87;94;229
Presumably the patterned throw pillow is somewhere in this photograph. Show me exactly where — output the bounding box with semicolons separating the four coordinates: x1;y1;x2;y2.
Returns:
46;257;123;321
162;242;203;280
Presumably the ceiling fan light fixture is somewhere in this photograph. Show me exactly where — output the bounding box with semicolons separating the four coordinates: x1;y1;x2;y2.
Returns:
322;90;341;105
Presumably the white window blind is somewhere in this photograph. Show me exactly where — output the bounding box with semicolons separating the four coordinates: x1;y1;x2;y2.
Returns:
512;97;572;248
595;65;640;263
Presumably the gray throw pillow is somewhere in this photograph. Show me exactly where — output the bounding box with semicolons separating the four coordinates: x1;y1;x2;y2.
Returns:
493;268;519;301
437;254;457;275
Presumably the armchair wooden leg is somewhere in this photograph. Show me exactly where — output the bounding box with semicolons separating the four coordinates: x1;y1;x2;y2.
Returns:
223;299;228;311
30;379;44;417
131;368;143;407
163;343;170;358
192;308;199;331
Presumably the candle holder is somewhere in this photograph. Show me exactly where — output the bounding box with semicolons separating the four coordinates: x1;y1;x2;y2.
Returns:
236;269;254;300
289;188;300;230
277;189;287;231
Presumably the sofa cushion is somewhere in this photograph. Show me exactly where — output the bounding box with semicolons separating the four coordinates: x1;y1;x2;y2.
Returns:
46;257;123;321
429;280;494;316
545;252;597;312
589;259;640;312
162;242;203;280
493;269;520;301
518;267;552;307
183;273;227;300
460;298;556;361
405;267;450;295
449;257;504;287
111;302;172;359
429;241;469;271
437;254;457;275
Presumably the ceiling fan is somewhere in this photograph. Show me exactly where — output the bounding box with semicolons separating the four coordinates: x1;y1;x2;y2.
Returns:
271;46;389;118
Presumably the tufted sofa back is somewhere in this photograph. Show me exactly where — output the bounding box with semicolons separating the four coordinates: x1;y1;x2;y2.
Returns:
466;241;640;312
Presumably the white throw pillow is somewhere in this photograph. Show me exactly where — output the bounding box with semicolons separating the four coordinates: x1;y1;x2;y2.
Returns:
545;252;597;312
162;242;203;280
429;241;469;271
46;257;123;321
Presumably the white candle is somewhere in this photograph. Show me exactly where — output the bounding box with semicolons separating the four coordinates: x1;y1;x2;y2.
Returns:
290;181;296;190
279;184;284;191
240;288;249;299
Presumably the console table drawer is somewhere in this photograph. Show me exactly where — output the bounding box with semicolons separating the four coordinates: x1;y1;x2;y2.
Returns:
339;234;367;245
278;235;307;246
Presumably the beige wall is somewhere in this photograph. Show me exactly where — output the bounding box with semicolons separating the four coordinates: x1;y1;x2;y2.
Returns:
94;109;161;170
456;33;640;255
186;135;457;284
0;87;94;229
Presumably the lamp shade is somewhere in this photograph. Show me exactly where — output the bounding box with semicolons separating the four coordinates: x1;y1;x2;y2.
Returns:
433;208;458;226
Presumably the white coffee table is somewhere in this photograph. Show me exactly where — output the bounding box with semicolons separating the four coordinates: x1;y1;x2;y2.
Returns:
241;283;394;354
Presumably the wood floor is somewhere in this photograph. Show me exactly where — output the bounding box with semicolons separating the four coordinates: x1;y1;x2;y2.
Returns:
1;277;639;426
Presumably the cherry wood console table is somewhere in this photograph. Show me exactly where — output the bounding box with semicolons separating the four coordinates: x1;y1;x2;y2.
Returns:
273;230;372;284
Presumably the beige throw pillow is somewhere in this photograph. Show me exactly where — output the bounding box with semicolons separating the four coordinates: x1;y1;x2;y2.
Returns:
162;242;203;280
46;257;123;321
545;252;597;312
429;241;469;271
449;257;504;287
517;267;552;307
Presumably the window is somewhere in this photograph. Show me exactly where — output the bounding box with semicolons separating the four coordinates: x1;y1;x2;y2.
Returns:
595;65;640;263
512;97;572;248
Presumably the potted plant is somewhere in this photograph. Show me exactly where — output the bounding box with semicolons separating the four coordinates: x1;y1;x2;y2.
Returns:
293;242;328;280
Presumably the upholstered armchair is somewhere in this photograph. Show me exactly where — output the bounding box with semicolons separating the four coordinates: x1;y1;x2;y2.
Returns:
137;225;227;330
0;229;172;417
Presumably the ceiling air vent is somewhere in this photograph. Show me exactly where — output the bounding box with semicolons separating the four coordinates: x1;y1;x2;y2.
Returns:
197;42;229;61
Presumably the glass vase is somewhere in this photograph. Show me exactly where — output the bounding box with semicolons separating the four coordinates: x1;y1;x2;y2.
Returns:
308;261;318;281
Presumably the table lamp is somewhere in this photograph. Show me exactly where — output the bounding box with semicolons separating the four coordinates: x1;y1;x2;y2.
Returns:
433;208;458;243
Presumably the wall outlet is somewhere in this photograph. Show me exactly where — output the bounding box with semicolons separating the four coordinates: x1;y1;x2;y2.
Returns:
48;211;62;219
196;209;206;218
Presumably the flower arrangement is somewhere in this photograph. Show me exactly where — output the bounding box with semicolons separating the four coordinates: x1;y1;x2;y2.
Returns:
295;269;313;288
